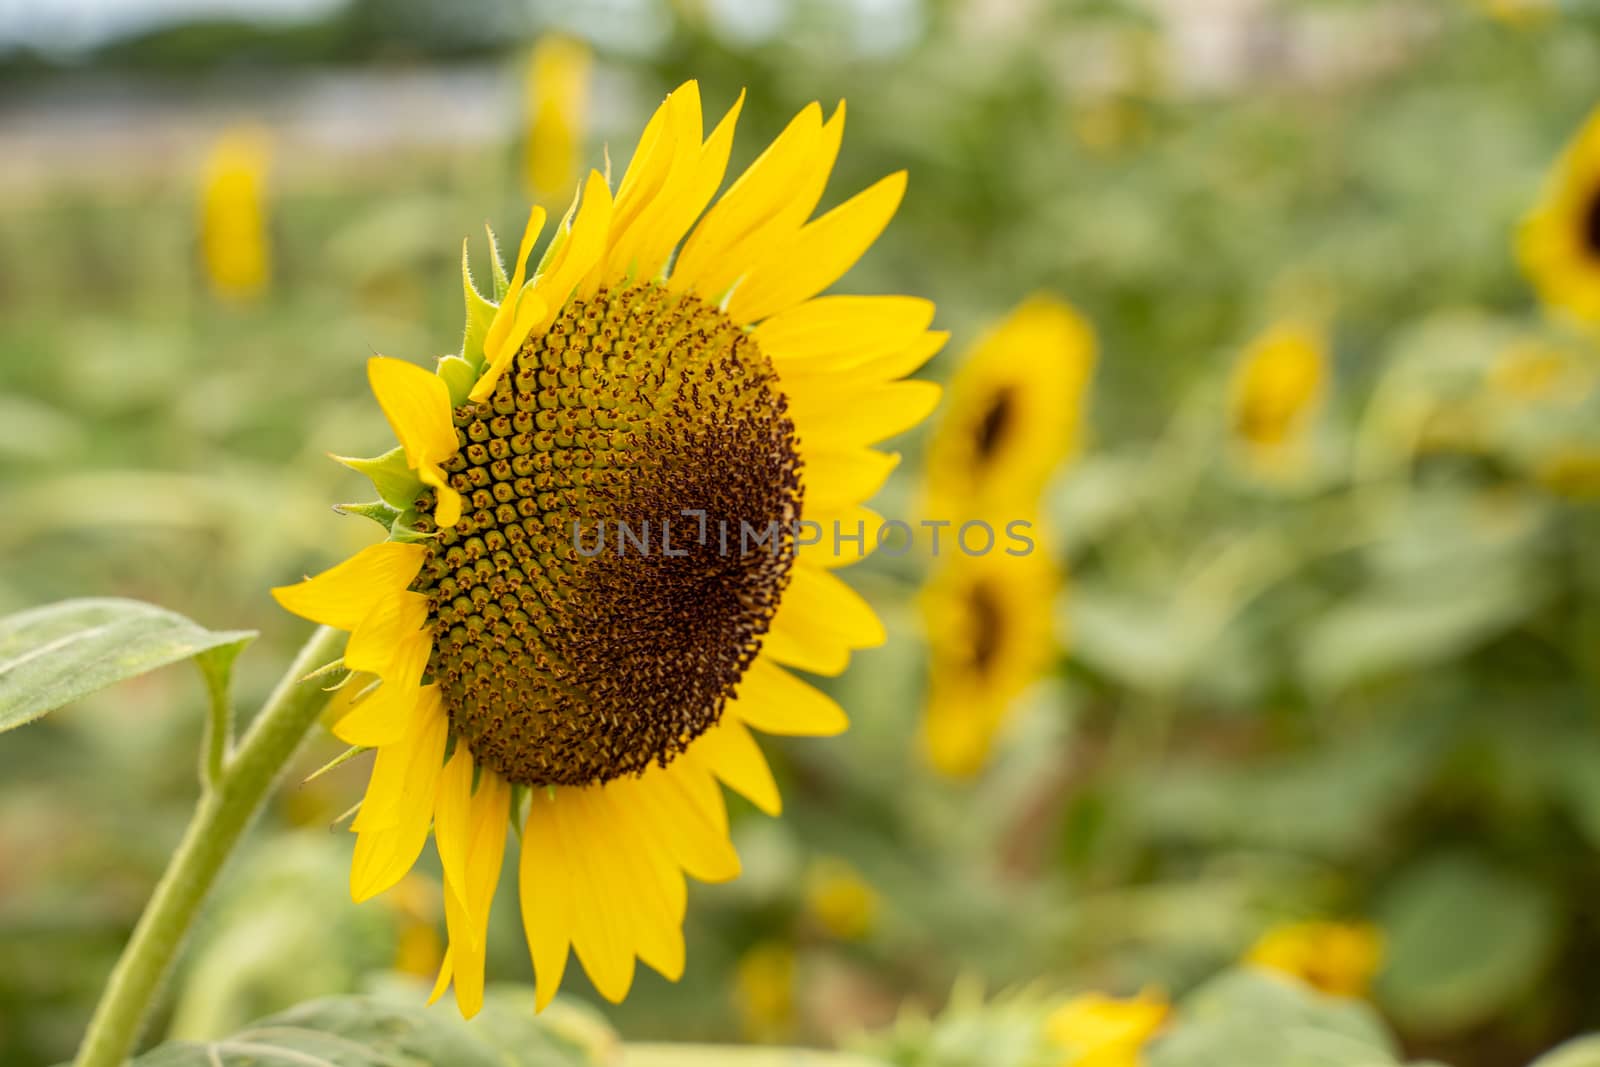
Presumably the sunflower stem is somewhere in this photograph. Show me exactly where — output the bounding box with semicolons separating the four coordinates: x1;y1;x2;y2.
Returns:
74;624;346;1067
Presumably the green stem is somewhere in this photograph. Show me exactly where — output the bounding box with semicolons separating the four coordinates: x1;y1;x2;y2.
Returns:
74;625;345;1067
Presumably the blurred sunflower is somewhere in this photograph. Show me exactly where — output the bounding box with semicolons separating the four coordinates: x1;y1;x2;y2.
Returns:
522;35;592;203
1046;990;1168;1067
1522;107;1600;327
273;82;942;1016
198;126;271;302
921;548;1058;778
1244;920;1384;999
1227;320;1327;478
923;295;1096;517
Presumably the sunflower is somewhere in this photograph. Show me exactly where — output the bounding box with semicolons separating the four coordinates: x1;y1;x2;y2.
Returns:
921;548;1058;777
522;35;592;204
1045;990;1169;1067
924;295;1096;518
272;82;942;1016
199;126;271;302
1521;107;1600;327
1227;319;1327;478
918;295;1089;776
1244;920;1384;999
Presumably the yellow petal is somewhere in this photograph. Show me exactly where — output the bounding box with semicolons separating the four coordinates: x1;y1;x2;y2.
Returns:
798;504;882;570
789;379;942;448
601;82;702;281
331;632;431;747
271;541;427;631
432;746;478;940
798;448;899;512
349;697;447;901
349;685;445;832
368;356;459;471
732;656;849;737
668;102;824;297
436;765;511;1017
623;763;741;883
554;789;637;1003
418;465;463;528
588;787;685;981
633;90;745;281
781;329;949;394
693;717;782;816
727;170;907;324
757;295;934;368
343;591;428;674
520;790;573;1012
762;565;883;674
481;205;547;361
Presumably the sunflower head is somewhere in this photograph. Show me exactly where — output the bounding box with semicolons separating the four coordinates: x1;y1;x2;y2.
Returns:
1522;107;1600;327
272;81;941;1017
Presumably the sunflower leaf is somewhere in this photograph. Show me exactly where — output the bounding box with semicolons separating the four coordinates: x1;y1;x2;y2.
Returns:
484;223;512;300
333;446;422;511
0;598;255;734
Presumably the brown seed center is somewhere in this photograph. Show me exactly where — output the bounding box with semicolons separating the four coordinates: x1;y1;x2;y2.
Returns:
409;283;802;787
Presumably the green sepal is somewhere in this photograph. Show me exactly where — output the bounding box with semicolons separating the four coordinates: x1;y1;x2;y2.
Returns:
460;239;498;373
437;353;478;405
484;223;512;300
389;510;438;544
303;744;368;785
331;446;421;511
332;500;401;528
536;183;583;275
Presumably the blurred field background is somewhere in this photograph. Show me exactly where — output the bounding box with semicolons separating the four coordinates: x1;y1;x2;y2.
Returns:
4;1;1600;1065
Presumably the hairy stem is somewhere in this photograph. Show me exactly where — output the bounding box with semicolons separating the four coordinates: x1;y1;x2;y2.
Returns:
74;625;345;1067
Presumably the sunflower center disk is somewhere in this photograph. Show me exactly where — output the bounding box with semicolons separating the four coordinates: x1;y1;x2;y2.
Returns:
412;283;802;787
1585;188;1600;258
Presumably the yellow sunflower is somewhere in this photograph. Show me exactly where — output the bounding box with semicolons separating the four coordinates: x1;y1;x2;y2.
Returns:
198;126;272;302
271;82;942;1017
1227;319;1327;478
924;294;1096;517
1244;920;1384;999
1521;107;1600;327
921;547;1058;778
522;35;592;204
1046;990;1169;1067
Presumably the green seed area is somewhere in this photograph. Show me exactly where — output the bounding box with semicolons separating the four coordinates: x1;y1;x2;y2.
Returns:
410;283;802;787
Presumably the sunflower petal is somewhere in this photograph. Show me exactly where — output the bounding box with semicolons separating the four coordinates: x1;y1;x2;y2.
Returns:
693;717;782;816
733;656;850;737
727;170;907;323
271;541;427;631
368;356;458;470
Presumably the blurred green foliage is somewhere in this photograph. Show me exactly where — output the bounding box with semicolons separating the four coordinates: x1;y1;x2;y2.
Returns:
4;2;1600;1066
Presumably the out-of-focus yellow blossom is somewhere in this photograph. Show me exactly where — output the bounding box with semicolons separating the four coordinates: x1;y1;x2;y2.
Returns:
198;126;271;302
734;941;796;1042
1487;341;1595;405
805;857;880;941
1228;320;1328;475
1046;990;1169;1067
1522;106;1600;328
522;36;592;203
1538;445;1600;499
1477;0;1555;26
921;548;1059;778
385;874;444;980
925;294;1097;518
1245;920;1384;998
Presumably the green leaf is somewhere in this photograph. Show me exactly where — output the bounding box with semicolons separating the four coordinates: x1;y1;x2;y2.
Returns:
0;599;255;733
1531;1037;1600;1067
1376;851;1558;1034
132;989;611;1066
1149;970;1404;1067
333;446;423;511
